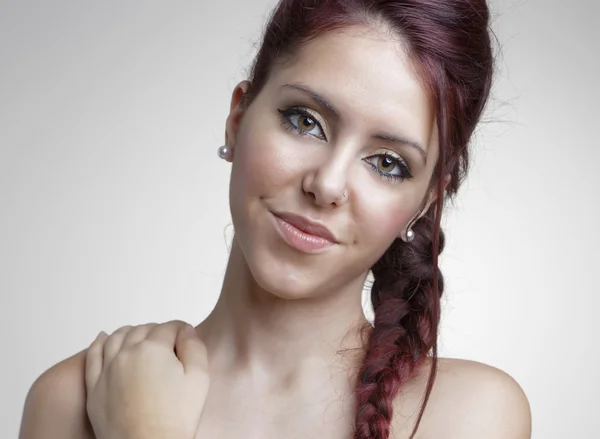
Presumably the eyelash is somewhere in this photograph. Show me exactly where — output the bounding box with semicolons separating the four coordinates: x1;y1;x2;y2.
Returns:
278;107;327;140
277;107;413;183
366;152;413;183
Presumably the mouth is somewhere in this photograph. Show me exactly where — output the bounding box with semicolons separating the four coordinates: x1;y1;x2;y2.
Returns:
271;211;339;254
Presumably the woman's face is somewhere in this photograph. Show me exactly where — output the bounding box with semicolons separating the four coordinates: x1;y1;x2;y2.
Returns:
225;25;441;299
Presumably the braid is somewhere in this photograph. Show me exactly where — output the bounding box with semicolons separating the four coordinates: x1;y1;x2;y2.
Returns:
354;209;445;439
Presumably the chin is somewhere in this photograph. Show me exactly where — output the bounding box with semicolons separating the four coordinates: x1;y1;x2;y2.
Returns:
231;204;332;300
245;247;326;300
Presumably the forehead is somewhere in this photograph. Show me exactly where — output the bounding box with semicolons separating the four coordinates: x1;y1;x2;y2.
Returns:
265;25;437;160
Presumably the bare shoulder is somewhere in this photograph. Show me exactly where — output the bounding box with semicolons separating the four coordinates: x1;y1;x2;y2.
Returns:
393;357;532;439
18;348;94;439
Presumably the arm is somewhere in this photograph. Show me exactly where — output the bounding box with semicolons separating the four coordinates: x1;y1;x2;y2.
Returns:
18;349;95;439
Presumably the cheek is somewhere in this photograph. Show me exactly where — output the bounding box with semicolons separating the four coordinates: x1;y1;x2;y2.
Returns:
355;188;417;246
231;117;312;205
232;126;288;193
229;120;307;236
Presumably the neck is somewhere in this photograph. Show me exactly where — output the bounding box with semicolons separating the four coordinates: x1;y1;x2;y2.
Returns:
197;237;370;392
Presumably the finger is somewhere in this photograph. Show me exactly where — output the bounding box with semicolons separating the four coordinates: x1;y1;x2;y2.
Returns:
175;325;209;374
103;325;133;367
121;323;158;349
85;331;108;394
146;320;189;348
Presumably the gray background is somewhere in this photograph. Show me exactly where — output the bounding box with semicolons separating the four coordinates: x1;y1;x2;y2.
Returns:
1;0;598;437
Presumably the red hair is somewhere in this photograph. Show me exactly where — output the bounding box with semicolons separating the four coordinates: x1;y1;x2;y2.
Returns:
242;1;494;437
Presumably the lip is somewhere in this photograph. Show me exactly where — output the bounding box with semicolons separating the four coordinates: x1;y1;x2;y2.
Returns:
272;211;339;243
271;211;339;254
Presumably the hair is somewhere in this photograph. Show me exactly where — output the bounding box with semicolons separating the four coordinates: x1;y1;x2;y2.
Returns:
239;0;495;437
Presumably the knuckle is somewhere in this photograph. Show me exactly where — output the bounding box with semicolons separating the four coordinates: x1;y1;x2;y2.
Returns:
165;319;189;329
129;323;157;338
103;334;123;353
88;335;104;350
126;324;148;339
150;320;188;337
141;322;159;335
112;325;133;335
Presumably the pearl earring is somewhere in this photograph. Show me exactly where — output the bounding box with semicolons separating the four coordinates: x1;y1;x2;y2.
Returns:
406;228;415;242
217;144;232;161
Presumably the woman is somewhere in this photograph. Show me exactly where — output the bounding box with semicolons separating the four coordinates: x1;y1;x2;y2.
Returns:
19;0;532;438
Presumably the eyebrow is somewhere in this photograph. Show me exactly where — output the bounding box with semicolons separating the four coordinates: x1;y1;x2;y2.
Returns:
281;83;428;164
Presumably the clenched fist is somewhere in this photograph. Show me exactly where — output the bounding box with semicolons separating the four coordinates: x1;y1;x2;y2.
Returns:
85;321;210;439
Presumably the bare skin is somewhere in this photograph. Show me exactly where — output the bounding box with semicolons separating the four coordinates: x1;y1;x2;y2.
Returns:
18;25;531;439
19;336;530;439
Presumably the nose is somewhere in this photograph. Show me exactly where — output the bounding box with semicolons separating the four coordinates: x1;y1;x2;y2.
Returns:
301;148;351;208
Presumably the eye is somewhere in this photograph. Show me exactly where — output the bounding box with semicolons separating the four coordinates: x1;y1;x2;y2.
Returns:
277;108;326;140
364;152;413;183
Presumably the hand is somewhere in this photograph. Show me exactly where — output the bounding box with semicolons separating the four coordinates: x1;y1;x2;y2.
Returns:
85;320;210;439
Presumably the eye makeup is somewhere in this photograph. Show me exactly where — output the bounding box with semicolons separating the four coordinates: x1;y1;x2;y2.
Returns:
276;105;414;183
363;151;413;183
277;107;327;141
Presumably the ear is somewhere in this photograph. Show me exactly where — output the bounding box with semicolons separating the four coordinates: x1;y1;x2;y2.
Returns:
224;80;252;149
